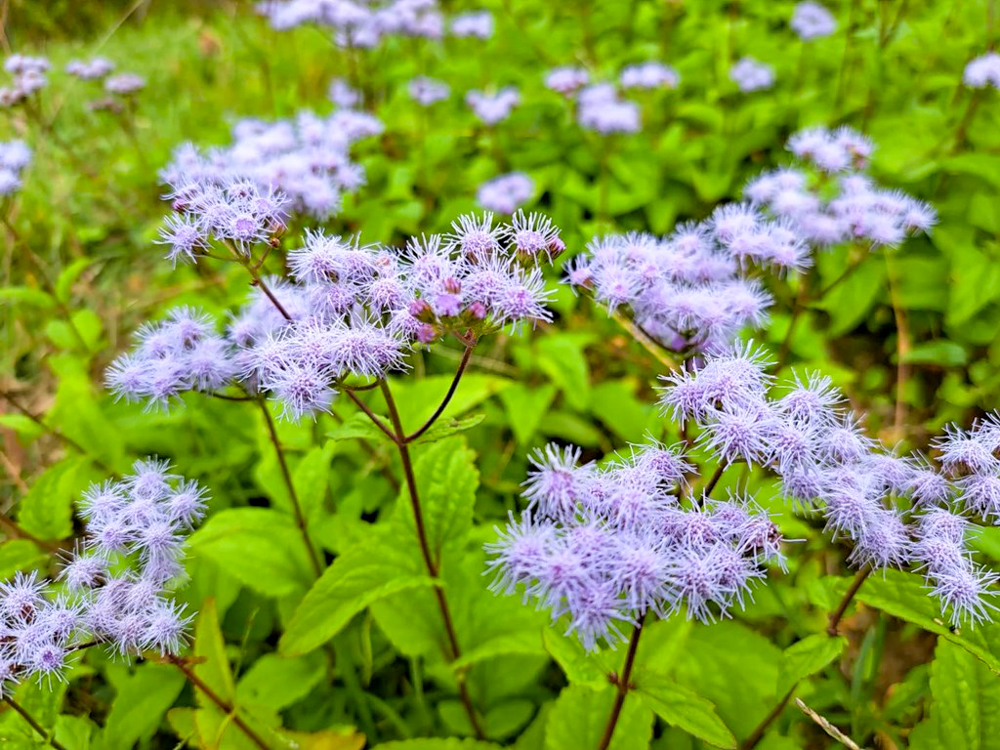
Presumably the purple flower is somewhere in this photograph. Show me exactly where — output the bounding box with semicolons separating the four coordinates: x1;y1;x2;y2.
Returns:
619;61;680;90
729;57;775;92
964;52;1000;90
409;76;450;106
544;66;590;95
790;2;837;40
466;88;519;125
104;73;145;95
450;10;493;39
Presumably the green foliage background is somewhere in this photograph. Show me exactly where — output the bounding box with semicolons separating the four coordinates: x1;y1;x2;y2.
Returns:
2;0;1000;748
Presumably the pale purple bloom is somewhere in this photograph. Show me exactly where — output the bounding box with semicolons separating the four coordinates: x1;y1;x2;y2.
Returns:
450;10;493;39
544;66;590;95
104;73;145;95
466;87;520;125
790;2;837;40
328;77;360;108
964;52;1000;90
66;57;114;80
477;172;533;213
619;61;680;90
729;57;775;92
409;76;450;105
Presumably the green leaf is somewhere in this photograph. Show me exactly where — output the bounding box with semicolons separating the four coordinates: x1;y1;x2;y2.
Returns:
901;340;967;367
545;683;653;750
413;413;487;444
327;412;393;443
0;286;54;308
293;442;336;521
188;508;314;598
56;715;97;750
590;380;651;443
193;599;236;703
671;621;782;739
17;456;88;540
0;414;45;440
776;635;847;695
391;373;512;434
634;671;736;749
55;258;95;303
373;740;501;749
853;569;1000;674
535;334;593;412
279;536;433;656
909;638;1000;750
541;628;609;687
0;539;48;581
102;663;185;750
236;652;327;712
499;383;558;445
821;256;888;336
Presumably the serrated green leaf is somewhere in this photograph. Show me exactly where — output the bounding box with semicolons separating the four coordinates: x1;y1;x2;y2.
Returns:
194;599;235;704
293;441;336;521
407;413;486;445
236;652;327;712
909;638;1000;750
499;383;557;445
0;539;48;581
544;683;652;750
327;412;393;443
279;536;433;656
671;621;782;740
0;414;44;440
853;569;1000;674
776;634;847;696
17;456;88;540
391;373;512;434
535;335;593;412
541;628;609;687
634;671;736;749
102;663;185;750
392;437;479;558
189;508;314;598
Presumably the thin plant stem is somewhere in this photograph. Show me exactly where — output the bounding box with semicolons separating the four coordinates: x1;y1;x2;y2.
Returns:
609;309;677;370
793;698;863;750
827;566;872;636
951;90;983;154
344;389;397;442
740;684;797;750
701;463;728;500
167;656;271;750
377;379;486;740
596;616;646;750
257;400;323;578
405;339;477;443
3;696;69;750
834;0;859;113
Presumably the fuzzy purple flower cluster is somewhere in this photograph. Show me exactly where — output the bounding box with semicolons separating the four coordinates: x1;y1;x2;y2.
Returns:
0;460;203;694
111;212;562;420
566;205;811;353
485;441;784;650
65;57;115;81
745;126;936;247
258;0;444;42
1;54;49;107
964;52;1000;90
790;2;837;40
729;57;775;93
477;172;533;214
161;107;381;224
466;88;520;125
662;344;999;627
0;140;31;197
409;76;450;106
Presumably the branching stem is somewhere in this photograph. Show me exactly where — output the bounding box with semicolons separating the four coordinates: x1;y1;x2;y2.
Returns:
596;616;645;750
